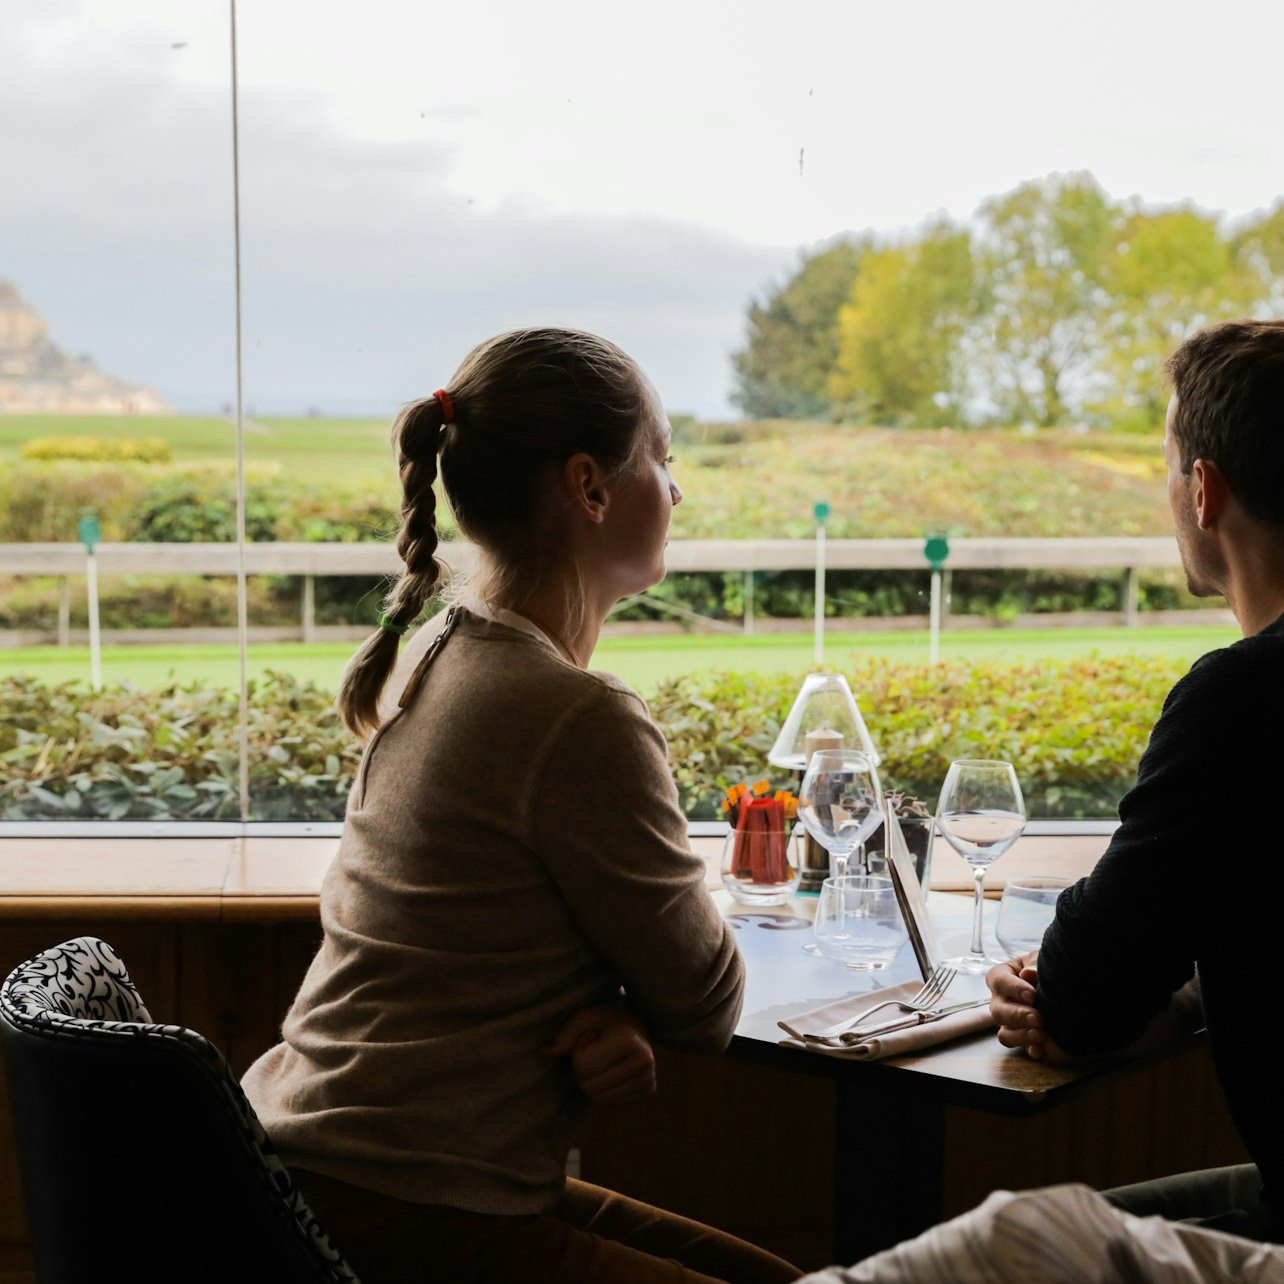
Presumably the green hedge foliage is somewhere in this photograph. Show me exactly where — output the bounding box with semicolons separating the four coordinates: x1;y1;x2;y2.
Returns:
0;654;1185;822
20;436;173;463
0;673;361;821
0;462;401;545
649;653;1184;819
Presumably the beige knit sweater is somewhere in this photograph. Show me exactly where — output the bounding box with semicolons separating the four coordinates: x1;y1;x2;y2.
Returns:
241;607;744;1214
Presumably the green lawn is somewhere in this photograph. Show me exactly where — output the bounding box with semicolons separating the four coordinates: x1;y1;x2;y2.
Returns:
0;624;1239;696
0;414;394;486
0;412;1177;536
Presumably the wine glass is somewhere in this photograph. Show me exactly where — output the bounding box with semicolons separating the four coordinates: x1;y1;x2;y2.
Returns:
935;759;1026;973
812;875;907;971
995;876;1069;959
799;750;883;879
797;749;883;957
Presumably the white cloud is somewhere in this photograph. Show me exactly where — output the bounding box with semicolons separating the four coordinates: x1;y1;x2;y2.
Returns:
4;0;1284;416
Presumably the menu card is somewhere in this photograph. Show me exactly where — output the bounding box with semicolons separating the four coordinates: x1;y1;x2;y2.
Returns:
884;800;940;980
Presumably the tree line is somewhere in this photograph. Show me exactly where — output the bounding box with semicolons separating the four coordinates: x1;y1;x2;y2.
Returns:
731;172;1284;430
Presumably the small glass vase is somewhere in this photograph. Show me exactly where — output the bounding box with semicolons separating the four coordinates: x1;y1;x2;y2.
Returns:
721;827;801;906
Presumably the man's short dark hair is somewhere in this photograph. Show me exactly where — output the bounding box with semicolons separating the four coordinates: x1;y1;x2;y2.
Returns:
1166;320;1284;528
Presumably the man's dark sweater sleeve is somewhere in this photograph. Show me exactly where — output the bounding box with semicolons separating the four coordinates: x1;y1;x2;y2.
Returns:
1036;649;1246;1056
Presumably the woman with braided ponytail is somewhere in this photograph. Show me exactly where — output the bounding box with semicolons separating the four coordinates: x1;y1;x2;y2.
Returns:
243;328;802;1283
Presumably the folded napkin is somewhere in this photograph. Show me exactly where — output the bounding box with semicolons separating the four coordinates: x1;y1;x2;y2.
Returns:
777;978;997;1061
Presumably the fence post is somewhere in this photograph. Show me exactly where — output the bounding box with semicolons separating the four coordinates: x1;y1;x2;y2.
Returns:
813;502;830;665
1125;565;1140;627
302;574;316;643
924;531;950;666
78;510;102;691
57;577;71;647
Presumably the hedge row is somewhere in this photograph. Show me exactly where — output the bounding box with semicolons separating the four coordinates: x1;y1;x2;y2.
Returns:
0;462;405;544
21;436;173;463
0;565;1199;633
652;655;1180;818
0;654;1184;821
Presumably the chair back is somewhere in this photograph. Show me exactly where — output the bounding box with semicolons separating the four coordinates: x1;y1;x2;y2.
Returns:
0;936;359;1284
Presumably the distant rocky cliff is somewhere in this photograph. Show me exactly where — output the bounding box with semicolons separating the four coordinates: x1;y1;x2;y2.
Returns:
0;281;172;414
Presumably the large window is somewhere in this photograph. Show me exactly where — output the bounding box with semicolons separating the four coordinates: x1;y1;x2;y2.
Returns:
2;2;1275;828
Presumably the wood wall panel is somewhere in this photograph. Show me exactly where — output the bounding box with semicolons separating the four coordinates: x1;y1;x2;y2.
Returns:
0;917;1257;1279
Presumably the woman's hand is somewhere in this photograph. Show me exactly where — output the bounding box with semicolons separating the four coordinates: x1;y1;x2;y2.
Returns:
542;1006;657;1105
987;952;1072;1064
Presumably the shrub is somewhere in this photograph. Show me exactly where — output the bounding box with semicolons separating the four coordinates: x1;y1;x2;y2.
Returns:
21;436;172;463
0;655;1186;822
0;672;360;821
647;653;1185;819
0;463;153;542
127;473;287;543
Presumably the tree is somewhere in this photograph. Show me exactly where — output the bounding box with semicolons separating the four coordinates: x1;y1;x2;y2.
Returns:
976;172;1117;427
731;238;866;419
1232;201;1284;317
828;221;977;426
1096;206;1258;429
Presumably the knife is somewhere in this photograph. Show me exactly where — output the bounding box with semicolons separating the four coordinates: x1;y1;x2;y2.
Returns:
799;999;990;1046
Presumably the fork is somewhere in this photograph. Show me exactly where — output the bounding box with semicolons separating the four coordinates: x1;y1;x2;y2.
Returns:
798;964;958;1041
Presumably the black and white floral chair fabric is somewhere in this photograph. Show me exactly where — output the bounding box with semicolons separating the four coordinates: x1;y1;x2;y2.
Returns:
0;936;360;1284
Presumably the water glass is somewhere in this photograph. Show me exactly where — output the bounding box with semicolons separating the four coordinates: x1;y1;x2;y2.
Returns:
812;875;907;971
721;829;801;906
995;876;1070;959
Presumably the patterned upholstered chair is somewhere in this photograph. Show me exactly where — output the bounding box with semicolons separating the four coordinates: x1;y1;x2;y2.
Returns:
0;936;360;1284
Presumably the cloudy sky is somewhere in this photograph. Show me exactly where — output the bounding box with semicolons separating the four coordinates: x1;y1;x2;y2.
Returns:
4;0;1284;417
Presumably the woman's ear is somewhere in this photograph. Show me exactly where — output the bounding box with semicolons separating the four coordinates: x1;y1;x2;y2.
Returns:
561;452;610;524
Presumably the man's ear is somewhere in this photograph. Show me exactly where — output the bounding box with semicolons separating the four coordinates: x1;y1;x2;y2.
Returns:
1190;458;1229;530
561;452;610;524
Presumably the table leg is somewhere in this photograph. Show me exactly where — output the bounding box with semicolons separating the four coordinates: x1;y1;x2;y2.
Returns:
833;1076;946;1263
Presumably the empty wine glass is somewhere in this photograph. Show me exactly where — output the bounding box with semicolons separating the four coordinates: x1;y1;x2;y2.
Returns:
798;750;883;957
799;750;883;879
935;759;1026;974
995;876;1070;959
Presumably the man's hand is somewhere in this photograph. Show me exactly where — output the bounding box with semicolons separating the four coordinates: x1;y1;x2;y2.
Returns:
986;952;1072;1064
542;1006;657;1105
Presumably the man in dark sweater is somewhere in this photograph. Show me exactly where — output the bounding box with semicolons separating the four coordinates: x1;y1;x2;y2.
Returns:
988;319;1284;1242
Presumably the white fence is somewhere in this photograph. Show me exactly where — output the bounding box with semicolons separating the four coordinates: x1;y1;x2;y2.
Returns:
0;536;1186;645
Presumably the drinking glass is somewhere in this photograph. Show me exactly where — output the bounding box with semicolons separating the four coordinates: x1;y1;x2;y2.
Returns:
935;759;1026;973
799;750;883;879
812;875;907;971
995;876;1070;959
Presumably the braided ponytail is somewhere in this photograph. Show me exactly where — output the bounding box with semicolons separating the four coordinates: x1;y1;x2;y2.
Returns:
337;395;449;737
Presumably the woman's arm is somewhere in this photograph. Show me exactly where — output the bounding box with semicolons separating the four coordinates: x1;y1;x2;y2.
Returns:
531;684;744;1053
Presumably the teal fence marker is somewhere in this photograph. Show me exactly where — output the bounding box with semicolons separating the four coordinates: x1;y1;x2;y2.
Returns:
78;510;101;554
924;532;949;571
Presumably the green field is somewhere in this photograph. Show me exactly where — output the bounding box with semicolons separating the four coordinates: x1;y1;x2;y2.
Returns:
0;624;1239;695
0;410;1176;539
0;413;394;486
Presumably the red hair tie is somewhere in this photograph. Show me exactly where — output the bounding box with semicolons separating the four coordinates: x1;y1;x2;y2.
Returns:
434;388;455;424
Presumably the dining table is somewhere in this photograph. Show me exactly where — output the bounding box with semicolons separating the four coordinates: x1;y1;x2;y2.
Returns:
582;829;1251;1268
723;889;1092;1261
